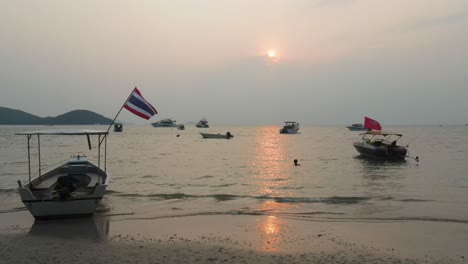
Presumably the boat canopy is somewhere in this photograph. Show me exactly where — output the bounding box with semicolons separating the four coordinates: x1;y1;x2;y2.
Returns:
360;130;402;137
15;129;109;136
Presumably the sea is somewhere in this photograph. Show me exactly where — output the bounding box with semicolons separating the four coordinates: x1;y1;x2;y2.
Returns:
1;125;468;225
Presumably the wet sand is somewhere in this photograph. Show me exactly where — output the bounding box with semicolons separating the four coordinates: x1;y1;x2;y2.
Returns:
1;211;467;264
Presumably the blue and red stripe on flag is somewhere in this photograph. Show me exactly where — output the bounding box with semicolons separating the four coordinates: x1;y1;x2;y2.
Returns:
124;88;158;120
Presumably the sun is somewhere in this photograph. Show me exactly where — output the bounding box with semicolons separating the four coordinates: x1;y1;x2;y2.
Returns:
267;49;277;58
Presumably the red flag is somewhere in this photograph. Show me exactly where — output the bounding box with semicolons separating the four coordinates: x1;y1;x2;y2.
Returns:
364;116;382;131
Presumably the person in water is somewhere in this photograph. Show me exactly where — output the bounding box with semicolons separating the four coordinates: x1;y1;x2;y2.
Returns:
294;159;300;166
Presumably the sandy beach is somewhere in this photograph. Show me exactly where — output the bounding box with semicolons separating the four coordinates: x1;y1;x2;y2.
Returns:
1;211;467;264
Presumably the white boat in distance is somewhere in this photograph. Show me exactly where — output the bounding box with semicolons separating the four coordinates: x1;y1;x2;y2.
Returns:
15;129;109;220
200;132;233;139
196;119;209;128
346;123;370;131
279;121;300;134
151;118;178;127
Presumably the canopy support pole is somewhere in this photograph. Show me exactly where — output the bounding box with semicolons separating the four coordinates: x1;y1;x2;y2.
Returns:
98;134;101;168
37;135;42;182
104;135;107;172
27;135;31;187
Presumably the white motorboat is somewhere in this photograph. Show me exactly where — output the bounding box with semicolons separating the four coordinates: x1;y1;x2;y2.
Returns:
196;119;209;128
151;118;177;127
279;121;300;134
200;132;233;139
15;129;109;220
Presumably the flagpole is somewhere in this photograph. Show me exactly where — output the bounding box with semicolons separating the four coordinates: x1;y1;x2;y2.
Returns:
99;87;136;145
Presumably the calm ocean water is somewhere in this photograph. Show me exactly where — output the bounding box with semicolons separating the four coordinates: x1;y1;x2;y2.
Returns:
1;125;467;224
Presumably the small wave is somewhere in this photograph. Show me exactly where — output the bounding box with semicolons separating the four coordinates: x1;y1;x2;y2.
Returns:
147;193;191;200
211;183;236;188
282;211;345;216
316;216;468;224
108;210;468;225
398;198;432;202
195;175;214;179
378;197;431;202
107;191;372;205
275;196;371;204
0;188;16;194
6;161;27;165
212;194;237;201
0;207;27;214
141;175;159;179
277;186;304;190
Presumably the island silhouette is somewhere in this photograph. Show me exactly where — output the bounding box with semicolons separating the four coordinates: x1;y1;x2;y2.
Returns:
0;106;113;125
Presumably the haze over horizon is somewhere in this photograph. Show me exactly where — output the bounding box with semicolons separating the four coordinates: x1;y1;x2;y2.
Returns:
1;1;467;126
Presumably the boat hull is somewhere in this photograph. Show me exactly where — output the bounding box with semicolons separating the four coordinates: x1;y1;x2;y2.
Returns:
279;128;299;134
200;133;231;139
353;142;407;160
18;158;109;220
18;183;108;219
20;196;103;220
347;127;370;131
151;123;177;127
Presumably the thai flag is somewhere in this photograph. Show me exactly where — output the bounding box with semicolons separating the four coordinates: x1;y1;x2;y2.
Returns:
124;88;158;120
364;116;382;131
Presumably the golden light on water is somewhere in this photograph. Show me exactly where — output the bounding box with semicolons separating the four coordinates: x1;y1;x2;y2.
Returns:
264;215;278;235
251;126;294;252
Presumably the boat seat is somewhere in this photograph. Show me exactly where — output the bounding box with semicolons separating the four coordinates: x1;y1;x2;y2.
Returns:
69;164;88;175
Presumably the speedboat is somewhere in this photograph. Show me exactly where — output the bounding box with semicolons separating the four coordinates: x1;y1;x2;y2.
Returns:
353;130;407;160
196;119;209;128
15;129;109;220
279;121;299;134
346;123;370;131
200;132;233;139
151;118;177;127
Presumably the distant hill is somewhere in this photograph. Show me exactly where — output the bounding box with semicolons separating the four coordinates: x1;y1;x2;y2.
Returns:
0;107;113;125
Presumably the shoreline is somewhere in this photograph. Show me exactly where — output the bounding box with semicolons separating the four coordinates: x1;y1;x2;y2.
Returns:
1;211;467;263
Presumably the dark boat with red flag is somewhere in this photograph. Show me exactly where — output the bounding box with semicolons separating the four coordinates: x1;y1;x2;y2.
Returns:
353;130;408;160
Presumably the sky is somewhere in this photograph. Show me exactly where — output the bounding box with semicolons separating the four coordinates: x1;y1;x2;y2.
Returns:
1;0;468;125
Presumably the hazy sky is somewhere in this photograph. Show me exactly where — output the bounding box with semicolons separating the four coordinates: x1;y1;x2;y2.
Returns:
1;0;468;125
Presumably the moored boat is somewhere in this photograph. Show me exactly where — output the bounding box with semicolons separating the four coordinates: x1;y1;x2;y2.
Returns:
353;130;407;160
151;118;177;127
346;123;370;131
196;119;209;128
279;121;300;134
114;123;123;132
200;132;233;139
15;129;110;220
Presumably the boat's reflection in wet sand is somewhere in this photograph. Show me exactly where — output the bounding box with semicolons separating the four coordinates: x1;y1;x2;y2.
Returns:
29;217;109;241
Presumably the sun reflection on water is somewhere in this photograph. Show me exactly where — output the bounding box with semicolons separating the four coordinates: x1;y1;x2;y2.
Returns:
251;126;295;252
